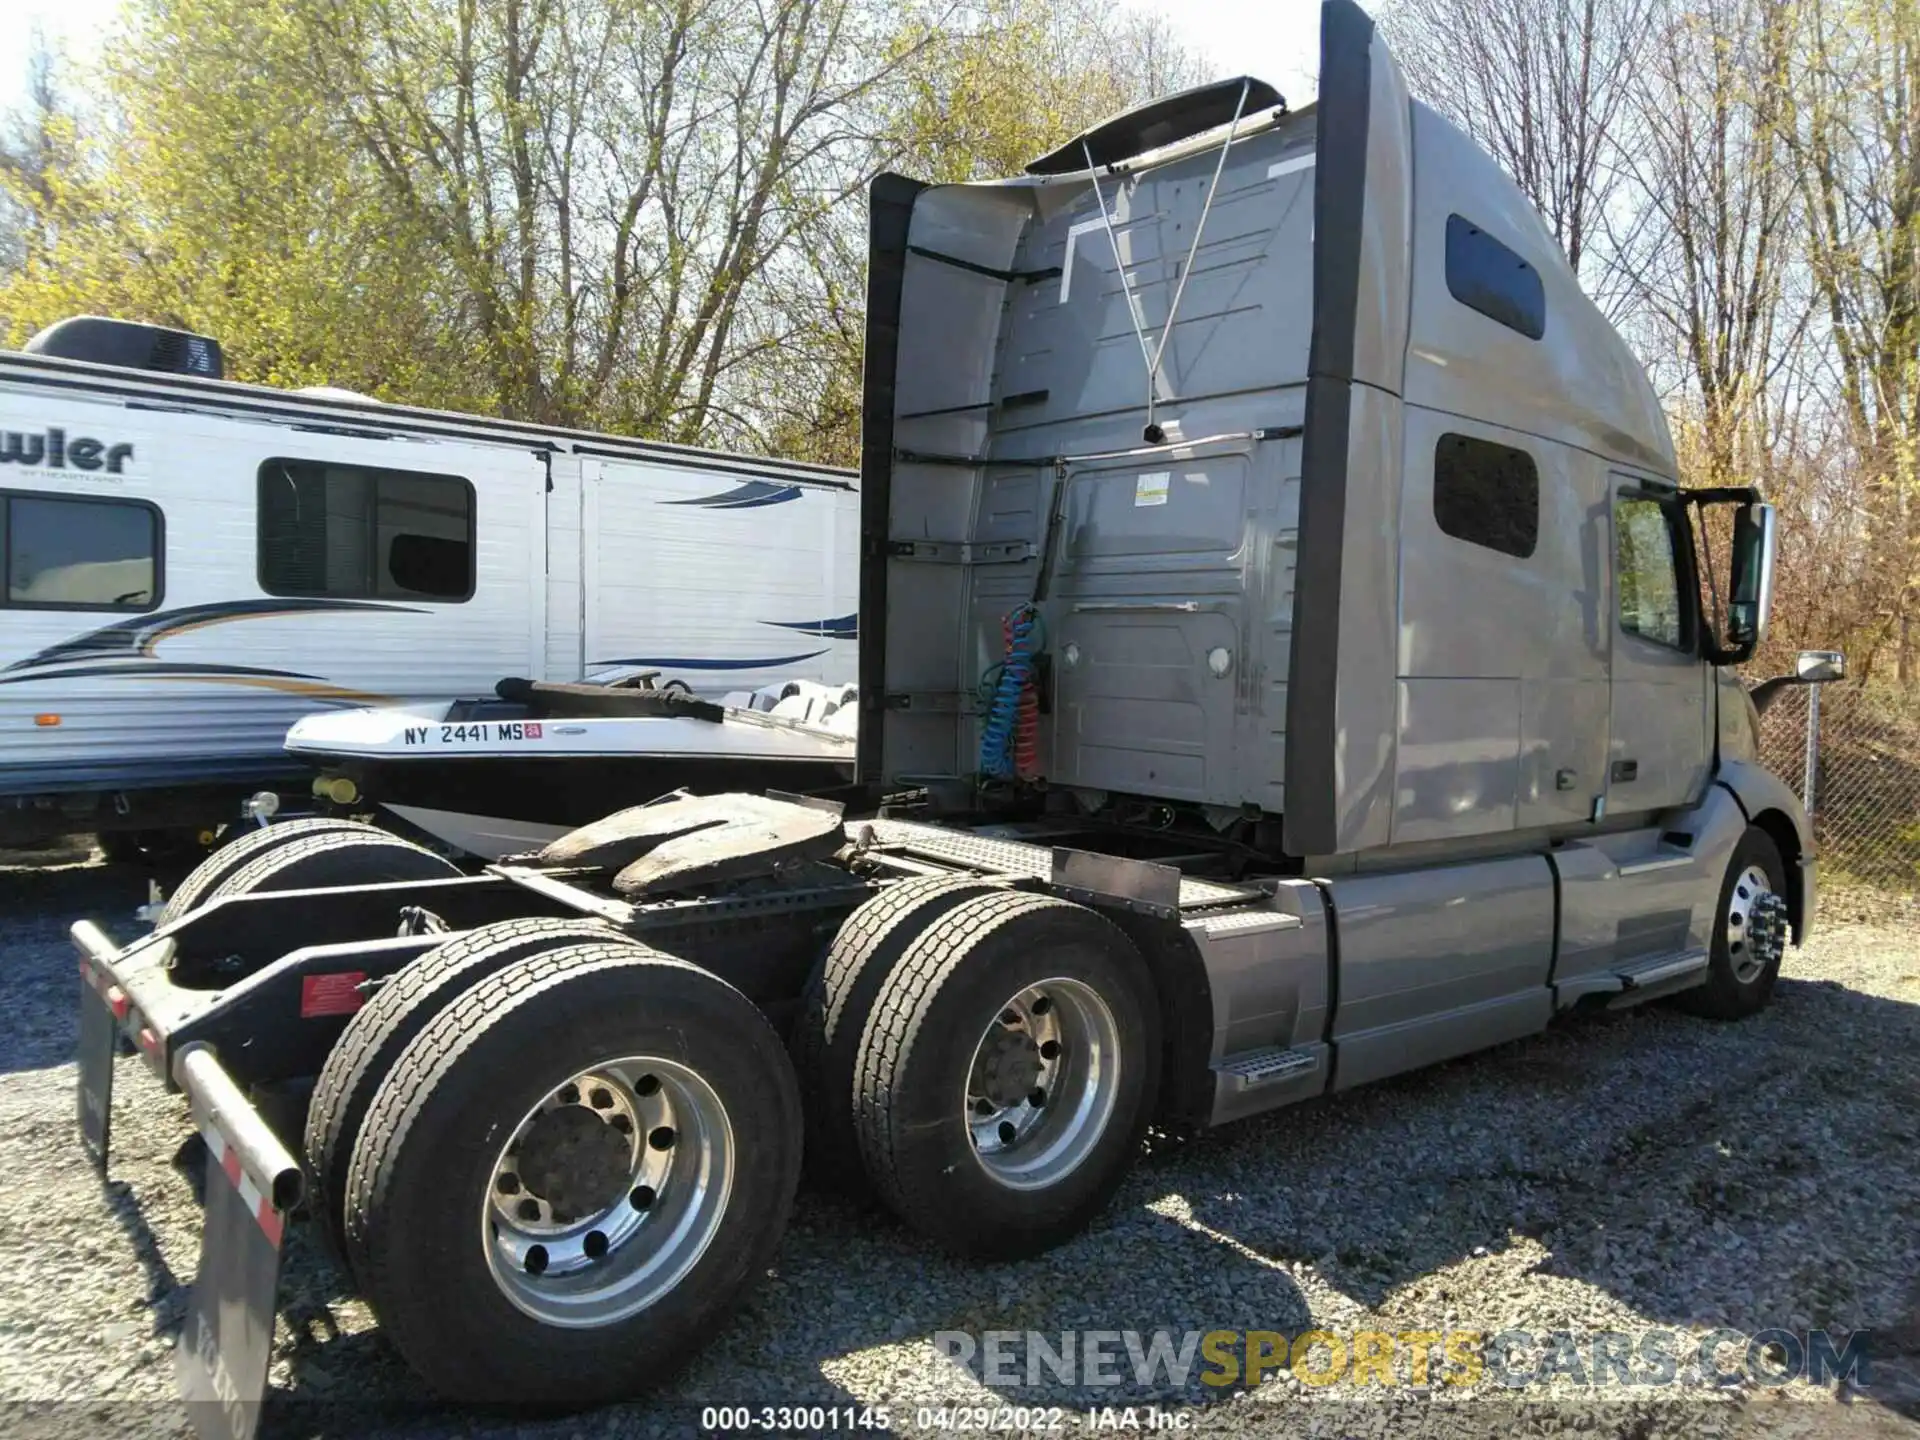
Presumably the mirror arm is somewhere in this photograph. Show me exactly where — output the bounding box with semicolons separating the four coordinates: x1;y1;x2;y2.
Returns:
1749;675;1796;716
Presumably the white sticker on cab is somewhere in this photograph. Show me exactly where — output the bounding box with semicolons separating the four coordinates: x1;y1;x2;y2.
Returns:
1135;471;1170;507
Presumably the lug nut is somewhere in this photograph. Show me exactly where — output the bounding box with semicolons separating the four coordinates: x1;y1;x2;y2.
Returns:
609;1114;634;1135
590;1087;614;1109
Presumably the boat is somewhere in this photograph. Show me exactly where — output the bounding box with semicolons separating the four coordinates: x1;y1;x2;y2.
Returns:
284;674;858;858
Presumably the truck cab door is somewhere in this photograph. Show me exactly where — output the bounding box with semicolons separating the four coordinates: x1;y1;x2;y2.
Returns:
1607;480;1711;817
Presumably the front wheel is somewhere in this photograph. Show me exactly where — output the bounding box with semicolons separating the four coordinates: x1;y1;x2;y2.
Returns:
851;891;1159;1260
1674;826;1791;1020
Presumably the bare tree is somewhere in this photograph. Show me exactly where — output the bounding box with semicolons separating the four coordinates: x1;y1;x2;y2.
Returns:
1791;0;1920;681
1615;0;1803;485
1380;0;1653;300
297;0;923;439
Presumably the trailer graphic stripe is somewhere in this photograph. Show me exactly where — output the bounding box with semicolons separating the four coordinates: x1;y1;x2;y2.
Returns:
763;613;859;640
3;597;423;672
589;649;830;670
663;479;805;509
0;660;395;703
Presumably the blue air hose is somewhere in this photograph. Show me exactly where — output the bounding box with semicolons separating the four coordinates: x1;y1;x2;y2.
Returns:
979;603;1040;779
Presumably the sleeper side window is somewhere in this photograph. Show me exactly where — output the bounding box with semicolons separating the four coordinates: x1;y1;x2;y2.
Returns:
1446;215;1546;340
1;492;162;610
1433;433;1539;559
1615;495;1688;650
258;460;474;602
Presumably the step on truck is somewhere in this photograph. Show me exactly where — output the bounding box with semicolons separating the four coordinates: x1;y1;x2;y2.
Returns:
72;3;1838;1432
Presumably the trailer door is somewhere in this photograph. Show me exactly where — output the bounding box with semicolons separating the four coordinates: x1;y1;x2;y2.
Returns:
1607;481;1710;816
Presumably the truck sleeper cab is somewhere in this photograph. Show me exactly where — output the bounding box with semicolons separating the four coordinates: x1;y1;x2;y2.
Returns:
858;0;1812;1101
70;0;1821;1421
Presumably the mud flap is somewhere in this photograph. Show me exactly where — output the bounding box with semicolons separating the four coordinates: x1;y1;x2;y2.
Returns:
76;954;119;1171
174;1045;303;1440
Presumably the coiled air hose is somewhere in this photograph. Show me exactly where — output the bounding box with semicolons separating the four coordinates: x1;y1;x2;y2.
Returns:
979;603;1042;780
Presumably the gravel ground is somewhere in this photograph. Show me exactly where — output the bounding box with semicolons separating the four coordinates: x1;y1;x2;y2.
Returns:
1;849;1917;1439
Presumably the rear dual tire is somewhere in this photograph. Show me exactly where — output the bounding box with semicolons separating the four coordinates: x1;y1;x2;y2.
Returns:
790;875;999;1191
304;917;639;1265
848;890;1160;1260
342;943;803;1405
160;819;458;926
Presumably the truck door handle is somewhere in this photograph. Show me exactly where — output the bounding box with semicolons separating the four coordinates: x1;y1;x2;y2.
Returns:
1611;759;1638;783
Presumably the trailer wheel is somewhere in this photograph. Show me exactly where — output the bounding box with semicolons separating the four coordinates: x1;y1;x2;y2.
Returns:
1673;827;1791;1020
204;828;459;909
305;916;639;1266
344;942;802;1404
851;891;1159;1260
160;818;388;922
791;875;998;1191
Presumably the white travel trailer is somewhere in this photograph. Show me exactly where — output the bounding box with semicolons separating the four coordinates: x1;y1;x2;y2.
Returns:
0;320;856;848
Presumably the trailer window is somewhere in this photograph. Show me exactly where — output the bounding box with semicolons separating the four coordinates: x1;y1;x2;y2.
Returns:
1433;434;1538;559
1446;215;1545;340
2;492;162;611
258;460;473;601
1616;497;1686;649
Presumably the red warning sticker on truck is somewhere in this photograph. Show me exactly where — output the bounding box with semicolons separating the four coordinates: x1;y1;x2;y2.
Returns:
300;971;368;1018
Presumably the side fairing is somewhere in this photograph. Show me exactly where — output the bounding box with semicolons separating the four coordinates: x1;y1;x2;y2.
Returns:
1282;0;1414;856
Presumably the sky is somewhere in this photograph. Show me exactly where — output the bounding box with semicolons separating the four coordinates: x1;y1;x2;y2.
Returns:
2;0;1344;117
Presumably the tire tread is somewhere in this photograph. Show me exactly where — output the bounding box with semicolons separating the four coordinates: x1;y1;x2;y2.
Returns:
161;818;384;921
303;916;632;1261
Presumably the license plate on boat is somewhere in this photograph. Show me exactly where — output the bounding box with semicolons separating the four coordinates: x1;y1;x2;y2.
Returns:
403;721;544;744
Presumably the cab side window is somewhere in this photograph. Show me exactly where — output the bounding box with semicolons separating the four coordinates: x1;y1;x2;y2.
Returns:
1615;496;1686;649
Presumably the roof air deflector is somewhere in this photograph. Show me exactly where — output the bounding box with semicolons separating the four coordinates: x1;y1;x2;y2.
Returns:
1025;76;1287;175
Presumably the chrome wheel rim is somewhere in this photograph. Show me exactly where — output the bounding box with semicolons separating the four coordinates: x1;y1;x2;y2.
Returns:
964;976;1120;1190
482;1056;732;1328
1725;863;1788;984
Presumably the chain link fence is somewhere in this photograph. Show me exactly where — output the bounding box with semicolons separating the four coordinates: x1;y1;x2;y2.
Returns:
1756;681;1920;891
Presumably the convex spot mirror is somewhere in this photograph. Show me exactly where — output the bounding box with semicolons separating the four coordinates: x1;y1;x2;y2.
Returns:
1750;649;1845;716
1796;649;1845;683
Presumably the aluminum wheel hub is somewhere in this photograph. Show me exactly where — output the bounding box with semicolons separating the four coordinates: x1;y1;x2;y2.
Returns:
964;977;1121;1191
1725;864;1789;984
483;1056;732;1328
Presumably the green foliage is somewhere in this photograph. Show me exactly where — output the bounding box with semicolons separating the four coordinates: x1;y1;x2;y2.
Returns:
0;0;1201;463
0;0;485;408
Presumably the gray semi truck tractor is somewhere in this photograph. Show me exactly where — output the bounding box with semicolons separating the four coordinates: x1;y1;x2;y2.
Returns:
71;2;1837;1431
